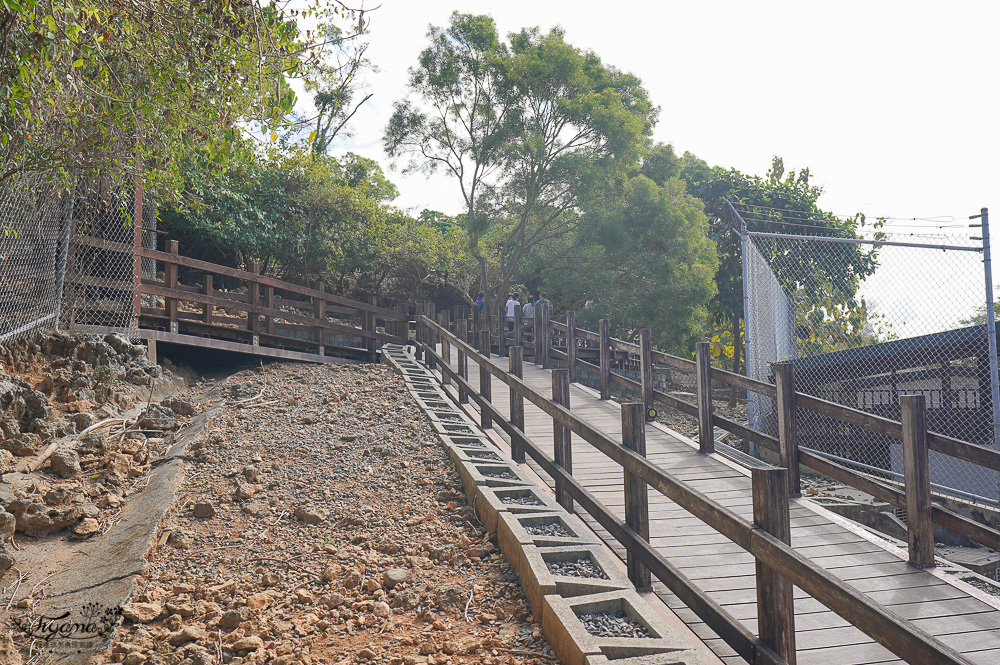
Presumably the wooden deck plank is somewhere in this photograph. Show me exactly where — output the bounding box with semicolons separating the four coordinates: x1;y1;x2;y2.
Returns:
442;348;1000;664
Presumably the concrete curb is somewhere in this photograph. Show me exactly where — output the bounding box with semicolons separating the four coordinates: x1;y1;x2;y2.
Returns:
381;345;709;665
542;590;701;665
520;544;634;620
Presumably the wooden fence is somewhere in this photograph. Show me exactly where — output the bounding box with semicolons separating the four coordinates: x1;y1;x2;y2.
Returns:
414;310;992;665
135;241;409;363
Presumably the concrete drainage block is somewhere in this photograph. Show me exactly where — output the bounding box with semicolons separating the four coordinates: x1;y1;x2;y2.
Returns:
432;420;481;436
426;409;478;427
586;653;705;665
521;545;633;620
542;590;699;665
449;445;506;466
474;484;563;533
438;434;493;451
498;511;602;576
455;461;533;502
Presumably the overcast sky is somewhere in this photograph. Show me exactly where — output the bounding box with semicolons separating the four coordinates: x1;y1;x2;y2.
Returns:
331;0;998;225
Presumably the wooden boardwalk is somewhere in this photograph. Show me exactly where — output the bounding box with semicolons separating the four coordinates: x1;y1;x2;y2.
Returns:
437;346;1000;665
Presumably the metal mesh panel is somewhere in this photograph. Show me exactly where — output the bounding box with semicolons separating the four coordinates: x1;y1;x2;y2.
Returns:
59;180;141;337
744;226;1000;504
0;175;73;344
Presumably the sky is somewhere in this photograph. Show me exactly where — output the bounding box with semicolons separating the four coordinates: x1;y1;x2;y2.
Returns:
314;0;1000;332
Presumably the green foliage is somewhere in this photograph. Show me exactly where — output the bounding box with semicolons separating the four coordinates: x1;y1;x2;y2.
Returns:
386;13;659;312
92;364;115;387
1;0;368;196
521;174;718;351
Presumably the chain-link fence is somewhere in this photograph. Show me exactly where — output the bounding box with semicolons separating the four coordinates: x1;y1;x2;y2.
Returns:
58;178;143;337
0;172;145;347
0;175;74;345
743;213;1000;505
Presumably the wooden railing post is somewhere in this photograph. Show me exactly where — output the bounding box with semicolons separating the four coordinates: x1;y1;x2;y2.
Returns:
367;296;378;360
440;310;451;384
541;303;551;369
479;329;492;429
566;311;577;383
775;362;801;497
426;303;437;371
902;394;935;567
264;286;275;337
312;281;326;357
498;303;507;360
413;303;423;361
457;317;469;404
599;319;611;400
533;303;542;365
165;240;179;334
622;402;651;589
552;368;573;511
639;328;654;419
695;341;714;454
247;262;260;349
200;274;213;325
752;467;796;665
514;303;523;347
510;346;525;463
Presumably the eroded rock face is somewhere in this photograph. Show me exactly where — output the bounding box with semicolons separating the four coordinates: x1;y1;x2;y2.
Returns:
5;499;81;537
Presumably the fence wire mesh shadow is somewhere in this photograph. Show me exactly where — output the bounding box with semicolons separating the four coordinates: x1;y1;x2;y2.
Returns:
0;176;73;344
743;221;1000;505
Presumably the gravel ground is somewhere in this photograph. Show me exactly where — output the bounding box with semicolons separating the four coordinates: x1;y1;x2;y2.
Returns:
577;611;650;638
523;523;571;538
98;362;561;665
545;559;607;580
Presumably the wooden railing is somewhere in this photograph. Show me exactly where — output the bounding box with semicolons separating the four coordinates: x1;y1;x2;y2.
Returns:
135;241;408;363
415;312;982;665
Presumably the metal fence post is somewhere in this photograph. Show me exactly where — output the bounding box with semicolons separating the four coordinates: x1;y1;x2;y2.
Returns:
774;362;801;497
53;191;74;330
510;346;525;463
552;368;573;511
901;394;935;567
752;467;796;664
479;329;492;429
696;341;714;454
622;402;651;589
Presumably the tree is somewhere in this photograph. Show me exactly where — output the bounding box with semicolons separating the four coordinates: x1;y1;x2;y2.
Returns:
0;0;369;196
385;13;658;311
384;12;518;307
523;173;717;350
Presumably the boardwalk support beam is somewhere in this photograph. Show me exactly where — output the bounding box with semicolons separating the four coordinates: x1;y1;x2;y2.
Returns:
457;317;469;404
639;328;654;420
566;311;577;383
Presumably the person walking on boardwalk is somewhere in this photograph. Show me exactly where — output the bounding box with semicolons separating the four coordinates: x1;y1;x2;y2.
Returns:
522;294;534;320
506;292;520;332
474;291;485;315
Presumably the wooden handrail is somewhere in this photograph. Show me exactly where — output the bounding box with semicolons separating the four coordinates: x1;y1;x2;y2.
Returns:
418;316;973;665
138;247;406;320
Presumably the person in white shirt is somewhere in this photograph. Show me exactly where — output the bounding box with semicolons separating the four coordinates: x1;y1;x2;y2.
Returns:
505;293;520;331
